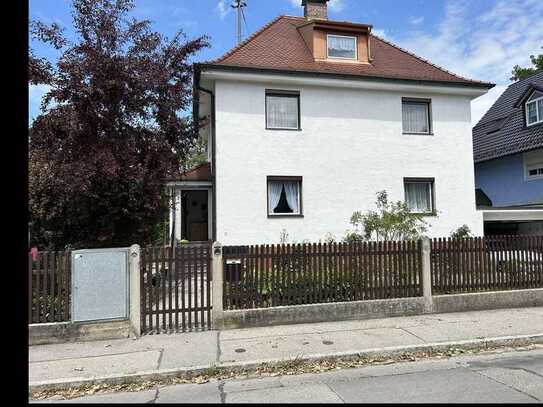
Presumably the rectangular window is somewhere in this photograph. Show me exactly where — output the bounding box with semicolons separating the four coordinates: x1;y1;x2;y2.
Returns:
267;177;302;216
265;90;300;130
526;98;543;126
327;34;357;59
526;162;543;180
404;178;435;214
402;98;432;134
524;150;543;181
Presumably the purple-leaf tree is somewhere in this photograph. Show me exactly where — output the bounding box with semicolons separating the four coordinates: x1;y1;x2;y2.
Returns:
29;0;209;249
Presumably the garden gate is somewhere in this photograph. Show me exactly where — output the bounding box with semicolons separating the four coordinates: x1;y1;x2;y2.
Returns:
140;242;213;334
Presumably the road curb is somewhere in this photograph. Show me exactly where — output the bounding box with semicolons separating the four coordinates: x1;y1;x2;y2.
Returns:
29;333;543;392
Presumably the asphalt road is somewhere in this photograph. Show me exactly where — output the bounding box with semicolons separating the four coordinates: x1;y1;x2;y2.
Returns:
33;347;543;403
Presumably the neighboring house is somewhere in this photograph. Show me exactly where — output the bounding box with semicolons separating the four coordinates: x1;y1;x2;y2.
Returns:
473;71;543;236
166;0;494;245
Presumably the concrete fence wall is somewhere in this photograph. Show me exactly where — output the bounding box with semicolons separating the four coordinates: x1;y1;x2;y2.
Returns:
211;240;543;330
30;241;542;343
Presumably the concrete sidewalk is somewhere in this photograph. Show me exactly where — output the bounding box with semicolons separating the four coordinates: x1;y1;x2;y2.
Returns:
29;307;543;389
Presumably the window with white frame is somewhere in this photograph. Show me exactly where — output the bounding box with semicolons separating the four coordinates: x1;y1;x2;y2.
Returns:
404;178;435;214
524;150;543;180
267;177;302;216
327;34;357;59
526;163;543;179
526;96;543;126
402;98;432;134
265;90;300;130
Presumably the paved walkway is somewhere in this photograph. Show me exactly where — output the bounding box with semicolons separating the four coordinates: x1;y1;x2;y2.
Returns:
29;307;543;388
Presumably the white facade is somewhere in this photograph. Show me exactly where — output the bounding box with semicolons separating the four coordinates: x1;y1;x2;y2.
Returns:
204;71;487;245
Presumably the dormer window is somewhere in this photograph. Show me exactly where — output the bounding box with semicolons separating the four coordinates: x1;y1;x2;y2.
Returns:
327;34;357;60
526;96;543;126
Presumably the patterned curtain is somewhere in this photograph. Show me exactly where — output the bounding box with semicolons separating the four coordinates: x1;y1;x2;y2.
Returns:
328;36;356;58
283;181;300;214
268;181;284;213
406;183;431;212
403;103;429;133
267;96;298;129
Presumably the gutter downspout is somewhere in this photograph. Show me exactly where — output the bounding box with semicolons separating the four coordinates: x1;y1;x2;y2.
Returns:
194;64;217;242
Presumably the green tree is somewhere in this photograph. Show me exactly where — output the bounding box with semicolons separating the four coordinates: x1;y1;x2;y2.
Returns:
510;48;543;81
29;0;209;249
185;136;209;169
346;191;430;242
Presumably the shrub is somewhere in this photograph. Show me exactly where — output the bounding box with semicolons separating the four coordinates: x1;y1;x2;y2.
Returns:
450;225;473;239
348;191;430;242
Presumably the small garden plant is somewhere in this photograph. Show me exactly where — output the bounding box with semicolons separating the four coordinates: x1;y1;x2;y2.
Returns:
450;224;473;239
345;190;430;242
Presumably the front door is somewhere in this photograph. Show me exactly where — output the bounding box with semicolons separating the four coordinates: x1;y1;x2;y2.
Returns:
182;190;209;241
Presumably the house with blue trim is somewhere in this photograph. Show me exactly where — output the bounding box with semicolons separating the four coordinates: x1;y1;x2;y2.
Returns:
473;71;543;235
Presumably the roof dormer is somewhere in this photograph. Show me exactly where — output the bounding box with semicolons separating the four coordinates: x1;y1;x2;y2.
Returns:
297;1;373;64
513;84;543;127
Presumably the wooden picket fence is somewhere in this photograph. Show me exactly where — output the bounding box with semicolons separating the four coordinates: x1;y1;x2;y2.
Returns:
223;241;423;310
431;235;543;294
140;243;213;334
29;251;71;324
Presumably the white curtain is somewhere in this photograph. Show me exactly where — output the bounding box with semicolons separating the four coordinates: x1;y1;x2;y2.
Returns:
406;183;431;212
527;101;538;124
402;103;429;133
267;96;298;129
268;181;283;214
283;181;300;214
328;36;356;58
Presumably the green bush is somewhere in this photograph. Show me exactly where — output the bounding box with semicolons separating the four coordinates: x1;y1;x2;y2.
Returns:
450;225;472;239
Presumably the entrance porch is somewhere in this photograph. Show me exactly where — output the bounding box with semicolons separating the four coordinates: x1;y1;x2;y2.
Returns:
165;162;213;245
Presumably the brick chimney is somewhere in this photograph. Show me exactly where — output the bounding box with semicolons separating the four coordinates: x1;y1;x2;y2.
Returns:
302;0;329;20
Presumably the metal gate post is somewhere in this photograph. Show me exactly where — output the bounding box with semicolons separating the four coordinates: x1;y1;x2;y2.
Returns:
212;242;224;329
129;244;141;337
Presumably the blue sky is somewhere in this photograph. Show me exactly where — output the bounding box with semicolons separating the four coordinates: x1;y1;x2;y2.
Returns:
29;0;543;125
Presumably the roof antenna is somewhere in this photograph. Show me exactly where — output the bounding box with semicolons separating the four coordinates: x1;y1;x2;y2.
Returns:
231;0;247;45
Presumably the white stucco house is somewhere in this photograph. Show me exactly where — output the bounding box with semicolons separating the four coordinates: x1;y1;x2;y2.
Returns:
166;0;495;246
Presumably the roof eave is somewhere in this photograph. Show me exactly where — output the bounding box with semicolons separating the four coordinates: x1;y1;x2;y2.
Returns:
474;144;543;164
297;19;373;32
197;63;496;90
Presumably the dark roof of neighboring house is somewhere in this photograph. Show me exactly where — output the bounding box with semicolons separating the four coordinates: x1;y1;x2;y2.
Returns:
200;15;493;88
167;162;211;182
473;71;543;163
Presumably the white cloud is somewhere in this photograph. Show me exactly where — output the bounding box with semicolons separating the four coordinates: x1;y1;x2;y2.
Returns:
409;16;424;25
328;0;345;12
385;0;543;125
372;28;388;40
215;0;232;20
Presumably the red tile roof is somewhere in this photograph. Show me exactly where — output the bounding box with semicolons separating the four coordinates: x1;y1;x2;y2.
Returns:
168;162;212;182
204;16;493;88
